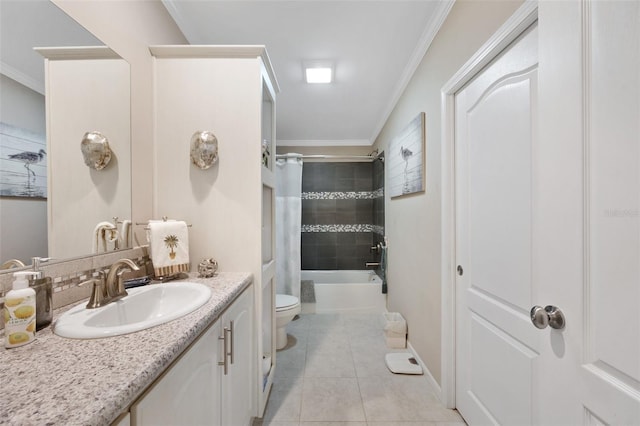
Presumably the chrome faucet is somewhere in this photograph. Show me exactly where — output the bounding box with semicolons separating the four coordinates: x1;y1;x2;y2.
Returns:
82;259;140;309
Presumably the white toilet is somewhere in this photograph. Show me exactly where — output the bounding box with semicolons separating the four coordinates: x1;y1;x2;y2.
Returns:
275;294;301;350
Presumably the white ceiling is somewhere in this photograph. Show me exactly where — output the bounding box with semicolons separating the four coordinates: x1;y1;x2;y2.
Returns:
0;1;450;147
162;1;451;147
0;0;103;95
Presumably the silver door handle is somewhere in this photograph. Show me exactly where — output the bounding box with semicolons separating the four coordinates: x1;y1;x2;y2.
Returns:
530;305;566;330
218;327;230;375
228;320;234;365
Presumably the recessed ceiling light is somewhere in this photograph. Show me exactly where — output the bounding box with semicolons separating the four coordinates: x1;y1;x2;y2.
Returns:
304;63;333;84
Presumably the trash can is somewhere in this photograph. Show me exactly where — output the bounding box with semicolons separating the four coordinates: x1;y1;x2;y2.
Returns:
383;312;407;349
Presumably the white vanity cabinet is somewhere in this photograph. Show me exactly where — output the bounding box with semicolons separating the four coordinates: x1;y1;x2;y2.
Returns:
221;287;254;426
131;286;253;426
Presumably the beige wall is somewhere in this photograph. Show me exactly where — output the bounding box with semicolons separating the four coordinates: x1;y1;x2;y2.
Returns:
152;55;265;273
373;0;523;386
52;0;187;244
45;57;131;258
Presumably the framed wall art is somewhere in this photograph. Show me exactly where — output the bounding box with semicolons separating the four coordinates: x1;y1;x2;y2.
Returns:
388;112;425;198
0;122;47;198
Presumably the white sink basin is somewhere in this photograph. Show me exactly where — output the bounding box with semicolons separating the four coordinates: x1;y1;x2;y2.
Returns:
54;282;212;339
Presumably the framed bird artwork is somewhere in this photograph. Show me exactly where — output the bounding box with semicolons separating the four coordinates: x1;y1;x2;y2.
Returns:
0;122;47;198
388;112;425;198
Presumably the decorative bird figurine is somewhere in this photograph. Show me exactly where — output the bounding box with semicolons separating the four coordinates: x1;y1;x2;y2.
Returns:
8;149;46;178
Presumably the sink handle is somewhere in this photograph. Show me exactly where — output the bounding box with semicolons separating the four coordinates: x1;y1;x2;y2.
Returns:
81;278;105;309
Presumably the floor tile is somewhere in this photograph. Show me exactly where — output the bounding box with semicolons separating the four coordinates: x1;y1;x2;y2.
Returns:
307;313;343;330
341;313;385;329
261;313;465;426
262;377;303;423
305;348;356;378
275;347;307;378
288;314;312;332
307;329;351;353
300;378;365;422
351;346;395;377
349;334;394;354
255;421;300;426
367;422;463;426
359;376;460;422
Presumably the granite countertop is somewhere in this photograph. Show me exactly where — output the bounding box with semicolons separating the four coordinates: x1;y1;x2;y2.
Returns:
0;272;252;426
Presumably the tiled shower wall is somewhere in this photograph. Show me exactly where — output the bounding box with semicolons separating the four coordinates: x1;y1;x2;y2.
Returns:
301;156;385;270
372;155;385;255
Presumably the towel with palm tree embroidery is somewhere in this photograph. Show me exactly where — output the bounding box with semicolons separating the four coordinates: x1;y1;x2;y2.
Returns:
148;220;190;277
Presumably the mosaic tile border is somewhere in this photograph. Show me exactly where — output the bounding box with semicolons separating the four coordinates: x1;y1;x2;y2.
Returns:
302;188;384;200
302;224;385;235
372;187;384;198
0;247;150;301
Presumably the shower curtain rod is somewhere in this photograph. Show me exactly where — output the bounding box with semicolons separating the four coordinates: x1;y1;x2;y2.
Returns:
275;154;378;162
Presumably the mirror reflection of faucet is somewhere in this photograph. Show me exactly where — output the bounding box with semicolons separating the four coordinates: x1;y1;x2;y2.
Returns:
0;259;25;270
92;218;133;254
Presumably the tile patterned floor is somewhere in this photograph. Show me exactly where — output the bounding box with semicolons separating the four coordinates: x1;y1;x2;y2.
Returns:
254;313;466;426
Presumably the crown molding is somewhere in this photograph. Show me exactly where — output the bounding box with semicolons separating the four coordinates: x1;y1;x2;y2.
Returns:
162;0;202;44
0;61;44;95
369;0;455;143
34;46;119;60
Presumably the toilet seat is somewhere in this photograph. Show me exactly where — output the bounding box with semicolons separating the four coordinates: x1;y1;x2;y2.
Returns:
276;294;299;311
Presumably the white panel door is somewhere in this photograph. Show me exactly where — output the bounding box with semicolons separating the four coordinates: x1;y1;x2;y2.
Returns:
221;288;254;426
456;2;640;424
455;23;539;425
131;320;222;426
582;2;640;423
536;1;640;423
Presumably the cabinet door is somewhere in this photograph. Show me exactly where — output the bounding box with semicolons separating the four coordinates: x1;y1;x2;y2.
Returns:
131;321;222;426
221;288;253;426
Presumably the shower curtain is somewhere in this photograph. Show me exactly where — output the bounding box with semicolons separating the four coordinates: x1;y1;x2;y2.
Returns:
275;155;303;299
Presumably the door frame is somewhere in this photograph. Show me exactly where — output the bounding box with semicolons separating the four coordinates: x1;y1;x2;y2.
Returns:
439;1;538;409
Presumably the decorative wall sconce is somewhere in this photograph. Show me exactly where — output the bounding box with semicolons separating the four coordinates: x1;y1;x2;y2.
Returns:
190;130;219;170
81;131;112;170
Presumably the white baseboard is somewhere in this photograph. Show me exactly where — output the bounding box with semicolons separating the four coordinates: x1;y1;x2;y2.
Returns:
406;340;443;403
379;309;443;403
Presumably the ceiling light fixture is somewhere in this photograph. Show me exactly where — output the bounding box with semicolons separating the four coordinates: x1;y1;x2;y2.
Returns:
304;61;333;84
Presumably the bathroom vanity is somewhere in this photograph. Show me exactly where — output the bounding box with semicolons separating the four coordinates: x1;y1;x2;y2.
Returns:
0;272;252;425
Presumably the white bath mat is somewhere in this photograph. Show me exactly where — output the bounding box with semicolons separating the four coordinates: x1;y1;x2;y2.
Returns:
385;352;423;375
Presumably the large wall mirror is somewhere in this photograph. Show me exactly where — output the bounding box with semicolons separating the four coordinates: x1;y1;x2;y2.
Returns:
0;0;131;269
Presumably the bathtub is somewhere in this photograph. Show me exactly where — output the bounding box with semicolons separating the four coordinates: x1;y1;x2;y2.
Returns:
300;270;386;314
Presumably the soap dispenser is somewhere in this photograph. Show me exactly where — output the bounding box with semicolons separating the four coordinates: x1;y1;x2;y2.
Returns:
4;271;38;348
30;257;53;330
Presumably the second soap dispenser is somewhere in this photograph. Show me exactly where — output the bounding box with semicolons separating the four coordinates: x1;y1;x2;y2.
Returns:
30;257;53;330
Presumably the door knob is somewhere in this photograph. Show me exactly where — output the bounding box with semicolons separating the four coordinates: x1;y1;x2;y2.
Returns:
530;305;565;330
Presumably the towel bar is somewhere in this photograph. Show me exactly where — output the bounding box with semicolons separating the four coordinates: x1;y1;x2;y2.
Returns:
135;216;193;229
